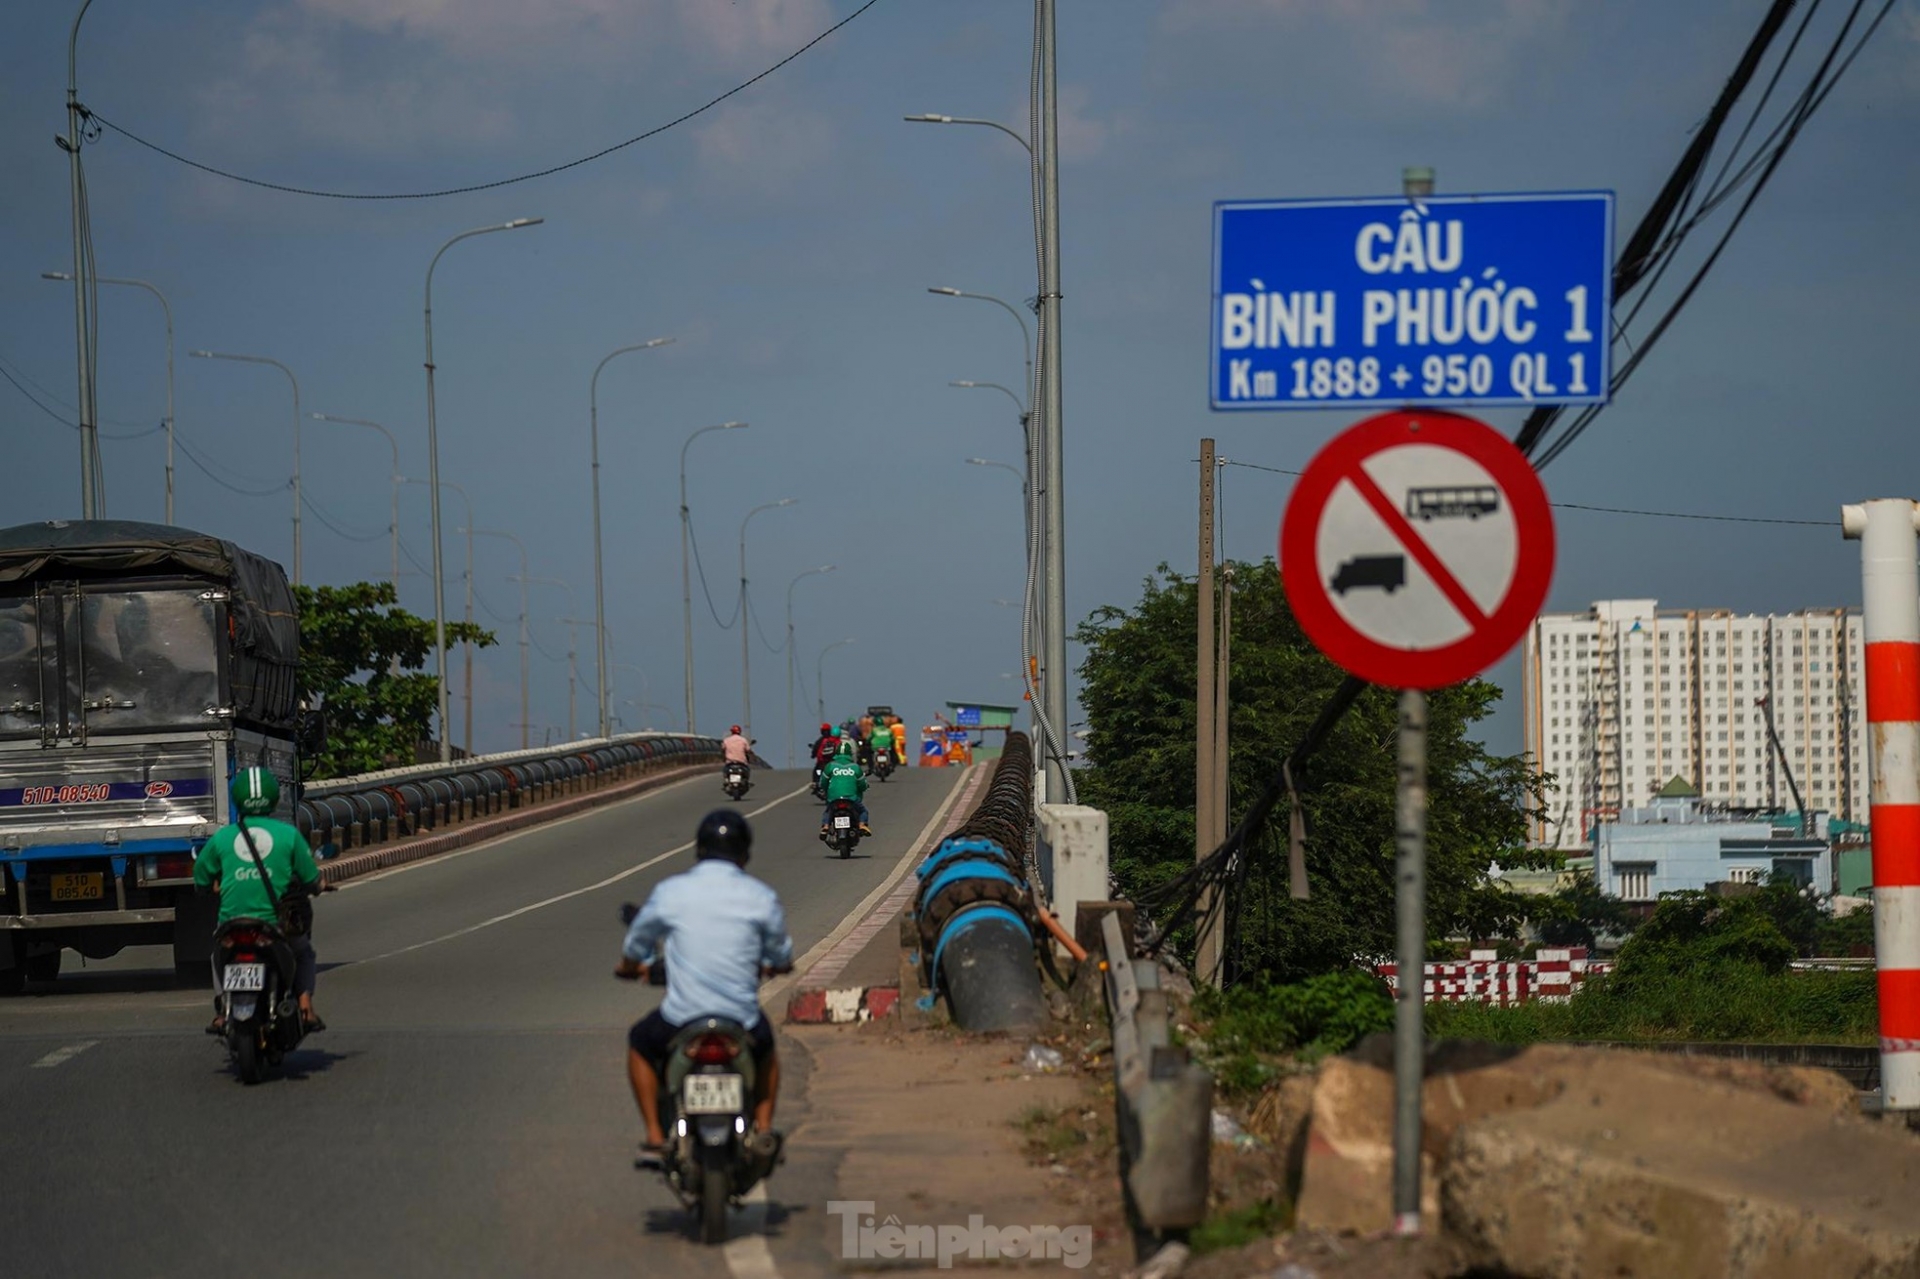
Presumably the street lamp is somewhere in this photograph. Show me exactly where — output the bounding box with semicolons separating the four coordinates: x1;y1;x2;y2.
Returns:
62;0;101;518
589;337;675;739
190;350;301;583
931;289;1032;410
904;114;1032;156
422;215;543;761
310;413;401;592
785;564;836;766
44;271;173;522
965;456;1026;489
404;477;474;755
739;498;798;739
679;421;748;732
471;527;530;751
817;638;856;724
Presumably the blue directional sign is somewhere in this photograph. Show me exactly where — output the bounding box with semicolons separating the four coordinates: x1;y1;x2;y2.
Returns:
1211;192;1613;411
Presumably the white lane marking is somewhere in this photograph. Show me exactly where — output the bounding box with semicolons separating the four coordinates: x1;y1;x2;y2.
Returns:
352;783;815;966
31;1040;99;1068
333;771;708;892
760;765;979;1011
724;1183;780;1279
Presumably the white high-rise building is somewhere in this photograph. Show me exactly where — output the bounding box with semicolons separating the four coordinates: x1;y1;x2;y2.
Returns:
1522;599;1865;850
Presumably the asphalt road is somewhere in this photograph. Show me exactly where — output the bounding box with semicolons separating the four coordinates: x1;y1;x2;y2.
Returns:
0;763;967;1278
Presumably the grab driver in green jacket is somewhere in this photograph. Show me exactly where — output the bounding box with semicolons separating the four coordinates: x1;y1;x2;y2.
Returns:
193;766;325;1034
819;740;871;837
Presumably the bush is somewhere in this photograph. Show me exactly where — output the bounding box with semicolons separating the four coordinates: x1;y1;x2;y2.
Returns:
1193;970;1395;1093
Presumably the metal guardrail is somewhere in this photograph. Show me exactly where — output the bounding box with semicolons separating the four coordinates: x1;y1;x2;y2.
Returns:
295;732;723;853
1100;910;1211;1251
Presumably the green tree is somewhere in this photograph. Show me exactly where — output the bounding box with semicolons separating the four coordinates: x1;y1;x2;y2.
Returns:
1075;560;1551;983
294;582;495;778
1525;870;1637;951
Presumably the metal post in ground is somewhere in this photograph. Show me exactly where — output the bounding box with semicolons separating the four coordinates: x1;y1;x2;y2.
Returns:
1392;688;1428;1234
1194;439;1220;986
1843;498;1920;1110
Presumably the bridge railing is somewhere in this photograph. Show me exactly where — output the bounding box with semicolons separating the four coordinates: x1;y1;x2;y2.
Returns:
295;732;723;855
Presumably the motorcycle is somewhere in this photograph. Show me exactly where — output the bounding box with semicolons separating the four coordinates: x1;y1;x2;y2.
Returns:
821;797;863;859
619;906;783;1245
722;761;751;801
871;749;894;783
213;918;306;1084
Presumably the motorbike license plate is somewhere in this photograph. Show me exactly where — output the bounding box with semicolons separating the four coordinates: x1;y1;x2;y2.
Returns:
683;1073;744;1115
222;963;266;992
833;815;852;830
50;872;104;902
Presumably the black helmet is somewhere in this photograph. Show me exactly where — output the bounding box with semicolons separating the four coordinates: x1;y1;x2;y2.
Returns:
696;808;752;863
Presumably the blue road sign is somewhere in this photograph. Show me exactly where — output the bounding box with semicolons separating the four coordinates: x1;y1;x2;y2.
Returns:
1211;192;1613;411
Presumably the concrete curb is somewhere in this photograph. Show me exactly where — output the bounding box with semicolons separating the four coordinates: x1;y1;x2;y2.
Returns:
787;986;902;1024
318;763;708;887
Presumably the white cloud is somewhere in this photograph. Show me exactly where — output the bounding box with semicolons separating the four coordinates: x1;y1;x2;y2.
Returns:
294;0;830;63
692;99;835;192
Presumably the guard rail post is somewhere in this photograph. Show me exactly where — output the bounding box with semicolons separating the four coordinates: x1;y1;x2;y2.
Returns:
1101;910;1211;1259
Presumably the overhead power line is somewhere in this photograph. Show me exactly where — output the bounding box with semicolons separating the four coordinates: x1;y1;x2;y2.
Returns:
83;0;889;202
1213;459;1830;527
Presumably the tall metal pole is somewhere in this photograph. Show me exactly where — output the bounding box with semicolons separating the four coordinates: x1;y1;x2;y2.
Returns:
738;499;797;739
786;565;836;766
189;351;300;583
590;338;674;740
818;638;855;725
1195;440;1219;986
48;272;171;521
1037;0;1070;805
422;217;543;762
680;422;748;732
1392;689;1429;1236
64;0;99;518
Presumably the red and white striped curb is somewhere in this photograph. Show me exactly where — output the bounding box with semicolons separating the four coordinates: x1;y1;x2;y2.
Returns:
784;765;997;1024
1375;948;1612;1005
318;763;707;886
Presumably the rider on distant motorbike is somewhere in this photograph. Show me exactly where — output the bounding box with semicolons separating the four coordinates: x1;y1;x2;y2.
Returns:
809;722;838;790
616;809;793;1163
889;717;908;765
193;767;325;1035
819;740;871;837
867;719;894;772
721;725;752;784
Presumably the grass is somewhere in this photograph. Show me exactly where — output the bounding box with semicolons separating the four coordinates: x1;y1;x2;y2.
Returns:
1190;1199;1292;1255
1426;966;1877;1046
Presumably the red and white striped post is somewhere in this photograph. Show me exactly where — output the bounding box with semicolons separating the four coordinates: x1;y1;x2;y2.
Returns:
1843;498;1920;1109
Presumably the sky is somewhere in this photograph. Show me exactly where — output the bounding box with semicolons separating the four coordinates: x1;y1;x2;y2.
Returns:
3;0;1918;768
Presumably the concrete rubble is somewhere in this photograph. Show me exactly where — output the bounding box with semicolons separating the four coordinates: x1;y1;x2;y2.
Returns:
1273;1036;1920;1278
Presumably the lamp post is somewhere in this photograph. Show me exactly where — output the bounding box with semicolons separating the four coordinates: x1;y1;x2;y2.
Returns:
521;575;577;739
405;477;474;755
817;638;856;724
930;289;1032;410
190;350;301;584
589;337;675;739
786;564;836;766
738;499;798;739
45;271;172;522
422;216;543;761
910;78;1071;803
310;413;401;591
62;0;100;517
471;528;530;751
679;422;748;732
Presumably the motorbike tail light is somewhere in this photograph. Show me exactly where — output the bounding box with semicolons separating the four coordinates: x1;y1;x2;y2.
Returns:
686;1033;741;1065
225;927;264;947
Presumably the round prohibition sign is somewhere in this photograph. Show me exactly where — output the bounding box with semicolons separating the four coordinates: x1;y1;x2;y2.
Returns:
1279;409;1554;689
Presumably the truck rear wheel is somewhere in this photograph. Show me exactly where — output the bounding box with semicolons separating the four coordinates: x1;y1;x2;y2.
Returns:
23;947;60;984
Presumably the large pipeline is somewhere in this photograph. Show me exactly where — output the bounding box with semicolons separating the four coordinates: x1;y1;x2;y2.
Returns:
911;733;1047;1031
295;733;723;853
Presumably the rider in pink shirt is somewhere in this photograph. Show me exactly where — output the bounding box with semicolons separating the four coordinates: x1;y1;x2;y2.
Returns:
722;727;752;765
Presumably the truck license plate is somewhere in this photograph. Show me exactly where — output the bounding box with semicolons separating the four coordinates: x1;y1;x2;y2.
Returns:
49;872;104;902
222;963;266;992
683;1073;743;1115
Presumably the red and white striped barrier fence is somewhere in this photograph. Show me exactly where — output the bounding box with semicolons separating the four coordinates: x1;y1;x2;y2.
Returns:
1375;947;1613;1005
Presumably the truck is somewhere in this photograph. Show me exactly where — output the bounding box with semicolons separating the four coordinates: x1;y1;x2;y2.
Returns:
0;519;315;991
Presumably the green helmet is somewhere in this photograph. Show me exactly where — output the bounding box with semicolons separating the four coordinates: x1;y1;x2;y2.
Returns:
837;739;855;757
231;766;279;817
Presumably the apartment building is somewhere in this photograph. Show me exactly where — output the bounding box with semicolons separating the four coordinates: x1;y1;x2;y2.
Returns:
1521;599;1865;850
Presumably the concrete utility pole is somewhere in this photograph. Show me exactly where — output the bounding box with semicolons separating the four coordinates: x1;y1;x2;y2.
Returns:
1392;690;1429;1236
1195;439;1220;986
